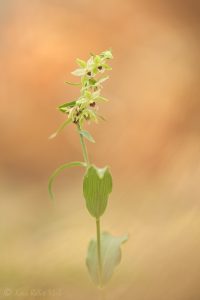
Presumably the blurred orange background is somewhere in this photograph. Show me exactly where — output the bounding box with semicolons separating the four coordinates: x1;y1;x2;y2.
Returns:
1;0;200;299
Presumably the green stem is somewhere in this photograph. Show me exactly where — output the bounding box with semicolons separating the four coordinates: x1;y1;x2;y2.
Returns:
78;125;89;166
96;218;102;287
77;124;102;287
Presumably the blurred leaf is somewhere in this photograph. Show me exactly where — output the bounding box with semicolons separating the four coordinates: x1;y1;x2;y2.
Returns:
58;100;76;113
48;161;86;199
79;130;95;143
83;165;112;218
48;118;71;139
86;232;128;286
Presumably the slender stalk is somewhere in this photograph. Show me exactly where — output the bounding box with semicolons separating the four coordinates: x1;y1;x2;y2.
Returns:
77;125;103;288
78;125;89;166
96;218;102;287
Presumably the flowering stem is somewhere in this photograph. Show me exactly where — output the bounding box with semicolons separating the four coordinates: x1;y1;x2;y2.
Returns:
96;217;103;287
77;124;102;287
78;125;89;166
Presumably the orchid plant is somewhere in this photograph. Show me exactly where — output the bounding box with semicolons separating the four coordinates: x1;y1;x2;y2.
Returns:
48;50;127;288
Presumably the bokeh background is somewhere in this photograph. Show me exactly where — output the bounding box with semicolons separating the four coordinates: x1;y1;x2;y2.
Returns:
1;0;200;299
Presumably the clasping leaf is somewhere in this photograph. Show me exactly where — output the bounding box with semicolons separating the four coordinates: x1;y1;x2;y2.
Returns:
86;232;128;286
83;165;112;218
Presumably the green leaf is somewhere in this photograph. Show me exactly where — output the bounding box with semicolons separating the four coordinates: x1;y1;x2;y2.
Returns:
79;130;95;143
58;100;76;113
48;161;86;199
83;165;112;218
65;81;81;86
86;232;128;286
49;118;71;139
